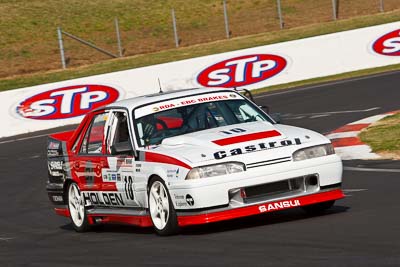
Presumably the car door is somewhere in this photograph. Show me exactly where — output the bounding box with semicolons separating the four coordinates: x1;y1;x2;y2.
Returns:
71;111;114;207
103;110;139;208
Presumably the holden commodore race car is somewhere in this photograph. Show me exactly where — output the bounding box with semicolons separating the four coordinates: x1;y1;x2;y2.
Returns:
46;87;344;235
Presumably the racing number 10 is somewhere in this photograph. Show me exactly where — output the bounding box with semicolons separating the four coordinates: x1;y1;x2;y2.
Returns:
124;176;134;200
220;128;246;135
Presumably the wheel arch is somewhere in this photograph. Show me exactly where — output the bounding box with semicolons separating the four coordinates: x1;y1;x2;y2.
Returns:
145;166;170;190
146;174;180;235
62;178;76;205
147;174;162;191
146;174;168;209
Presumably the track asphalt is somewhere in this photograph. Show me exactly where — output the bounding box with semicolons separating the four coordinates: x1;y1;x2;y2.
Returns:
1;71;400;266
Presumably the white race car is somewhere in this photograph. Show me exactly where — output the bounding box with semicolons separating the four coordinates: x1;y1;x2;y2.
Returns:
46;88;344;235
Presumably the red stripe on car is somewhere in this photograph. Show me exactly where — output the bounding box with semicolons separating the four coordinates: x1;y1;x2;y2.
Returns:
212;130;281;146
145;152;191;169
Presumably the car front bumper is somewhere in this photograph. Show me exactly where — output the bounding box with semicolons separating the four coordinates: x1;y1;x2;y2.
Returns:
169;155;342;210
176;188;344;227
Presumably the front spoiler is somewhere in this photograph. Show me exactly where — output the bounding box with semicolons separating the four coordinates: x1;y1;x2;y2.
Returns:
177;189;344;227
53;189;344;228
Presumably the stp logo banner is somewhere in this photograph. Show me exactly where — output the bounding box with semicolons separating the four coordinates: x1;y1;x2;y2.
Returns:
17;84;120;120
197;54;287;87
372;29;400;56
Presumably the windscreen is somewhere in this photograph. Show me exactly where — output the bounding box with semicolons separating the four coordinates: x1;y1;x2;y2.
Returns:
134;92;272;147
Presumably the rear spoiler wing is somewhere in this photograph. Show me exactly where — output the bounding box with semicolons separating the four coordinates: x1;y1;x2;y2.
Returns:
47;130;75;158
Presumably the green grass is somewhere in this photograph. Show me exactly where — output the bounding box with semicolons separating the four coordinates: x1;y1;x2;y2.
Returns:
1;8;400;92
359;113;400;155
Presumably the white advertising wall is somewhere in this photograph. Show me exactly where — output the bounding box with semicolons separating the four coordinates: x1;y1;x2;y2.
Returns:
2;21;400;138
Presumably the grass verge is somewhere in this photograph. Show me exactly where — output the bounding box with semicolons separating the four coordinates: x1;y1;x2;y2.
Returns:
359;112;400;159
1;0;399;77
1;10;400;92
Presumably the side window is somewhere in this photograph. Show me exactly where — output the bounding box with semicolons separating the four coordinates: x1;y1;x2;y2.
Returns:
113;112;130;144
106;111;131;155
80;113;108;154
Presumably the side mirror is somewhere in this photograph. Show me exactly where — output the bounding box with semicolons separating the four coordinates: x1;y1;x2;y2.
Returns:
235;88;254;102
270;113;282;124
258;105;270;114
111;141;133;155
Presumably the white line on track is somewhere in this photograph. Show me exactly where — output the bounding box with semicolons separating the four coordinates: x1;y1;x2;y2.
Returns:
343;189;368;197
344;166;400;173
343;188;368;197
348;114;392;125
309;114;330;119
325;131;360;139
0;133;49;145
282;107;380;117
0;237;14;241
285;116;305;120
18;154;42;161
343;189;368;192
335;146;381;160
254;70;400;99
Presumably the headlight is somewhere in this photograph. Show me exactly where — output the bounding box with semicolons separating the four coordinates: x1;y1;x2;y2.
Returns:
292;144;335;161
186;162;245;180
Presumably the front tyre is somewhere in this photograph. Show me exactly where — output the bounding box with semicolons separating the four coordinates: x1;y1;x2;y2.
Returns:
67;182;90;232
148;177;179;236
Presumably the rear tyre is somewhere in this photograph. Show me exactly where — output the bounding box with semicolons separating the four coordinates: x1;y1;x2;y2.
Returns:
67;182;90;232
302;200;335;214
148;177;179;236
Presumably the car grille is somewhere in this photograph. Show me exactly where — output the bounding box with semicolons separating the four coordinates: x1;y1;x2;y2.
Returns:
228;175;320;205
244;177;303;202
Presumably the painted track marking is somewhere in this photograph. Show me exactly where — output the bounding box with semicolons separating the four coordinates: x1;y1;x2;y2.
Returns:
326;110;398;160
325;131;359;139
344;166;400;173
343;189;368;192
0;237;14;242
0;133;49;145
282;107;380;120
343;188;368;197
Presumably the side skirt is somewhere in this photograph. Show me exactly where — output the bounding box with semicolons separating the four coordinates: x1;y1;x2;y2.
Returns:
53;206;153;227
